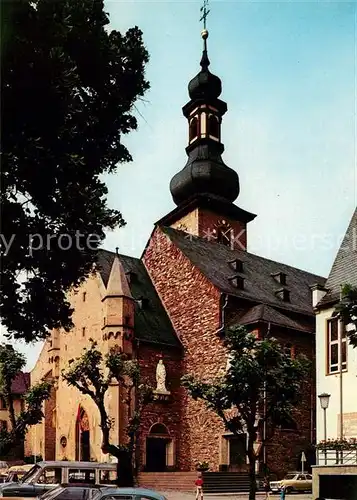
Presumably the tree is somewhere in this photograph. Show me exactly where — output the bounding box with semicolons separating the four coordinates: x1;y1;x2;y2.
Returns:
1;0;149;342
62;341;153;486
0;344;52;456
182;326;310;500
334;284;357;347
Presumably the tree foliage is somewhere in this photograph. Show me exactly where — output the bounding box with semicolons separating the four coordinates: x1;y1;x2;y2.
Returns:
182;325;310;500
1;0;149;342
0;344;52;456
62;340;153;486
334;284;357;347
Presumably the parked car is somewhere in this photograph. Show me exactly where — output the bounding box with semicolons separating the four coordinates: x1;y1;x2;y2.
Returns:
92;488;168;500
0;463;8;484
39;483;104;500
269;472;312;494
0;461;117;497
4;465;34;483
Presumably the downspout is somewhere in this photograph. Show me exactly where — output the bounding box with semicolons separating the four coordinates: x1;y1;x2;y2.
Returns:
215;293;229;469
215;293;229;335
263;322;271;473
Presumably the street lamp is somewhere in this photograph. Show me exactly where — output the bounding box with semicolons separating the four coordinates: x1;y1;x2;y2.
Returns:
318;393;331;465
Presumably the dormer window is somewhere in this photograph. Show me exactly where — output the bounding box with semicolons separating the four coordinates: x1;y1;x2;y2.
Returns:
208;114;219;139
272;272;287;285
137;297;149;310
229;275;245;289
275;288;290;302
189;116;199;142
228;258;244;273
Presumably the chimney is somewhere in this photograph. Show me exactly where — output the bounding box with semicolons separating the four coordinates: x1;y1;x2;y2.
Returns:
310;283;328;308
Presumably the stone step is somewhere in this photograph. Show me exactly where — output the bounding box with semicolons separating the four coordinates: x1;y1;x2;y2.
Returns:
202;472;262;494
138;471;262;493
138;472;197;492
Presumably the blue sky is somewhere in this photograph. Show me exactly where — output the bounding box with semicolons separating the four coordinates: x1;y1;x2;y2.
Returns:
2;1;356;369
103;0;356;272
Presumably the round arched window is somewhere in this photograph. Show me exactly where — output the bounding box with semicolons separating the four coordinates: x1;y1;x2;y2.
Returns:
189;116;199;142
208;114;219;139
150;423;169;435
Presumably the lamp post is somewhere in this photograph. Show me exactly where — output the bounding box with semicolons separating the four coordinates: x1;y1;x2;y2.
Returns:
318;393;331;465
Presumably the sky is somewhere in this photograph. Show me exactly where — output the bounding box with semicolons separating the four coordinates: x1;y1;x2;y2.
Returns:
1;0;356;370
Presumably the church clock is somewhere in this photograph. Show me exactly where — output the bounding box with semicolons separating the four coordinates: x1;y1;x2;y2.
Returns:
213;219;232;246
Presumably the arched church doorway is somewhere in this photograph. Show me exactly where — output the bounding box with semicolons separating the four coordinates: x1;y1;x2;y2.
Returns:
75;407;90;461
146;423;171;472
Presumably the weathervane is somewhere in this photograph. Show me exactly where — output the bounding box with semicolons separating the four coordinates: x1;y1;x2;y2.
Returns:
200;0;210;31
199;0;210;69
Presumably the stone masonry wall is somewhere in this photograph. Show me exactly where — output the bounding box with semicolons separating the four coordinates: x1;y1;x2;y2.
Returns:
137;343;183;470
225;300;315;477
143;227;228;471
266;325;315;477
197;209;247;250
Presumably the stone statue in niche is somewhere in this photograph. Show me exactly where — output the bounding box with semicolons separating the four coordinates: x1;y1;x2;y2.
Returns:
155;359;170;394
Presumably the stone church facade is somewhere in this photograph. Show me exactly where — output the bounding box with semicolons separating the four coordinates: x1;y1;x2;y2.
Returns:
27;29;326;478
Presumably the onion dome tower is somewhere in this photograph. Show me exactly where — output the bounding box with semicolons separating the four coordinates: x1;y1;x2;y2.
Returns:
170;26;240;205
159;1;256;251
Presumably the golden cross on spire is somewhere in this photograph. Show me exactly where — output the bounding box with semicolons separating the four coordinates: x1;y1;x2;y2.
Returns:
200;0;210;30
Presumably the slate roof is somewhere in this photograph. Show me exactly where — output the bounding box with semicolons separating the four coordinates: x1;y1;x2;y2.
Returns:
96;250;181;348
161;226;326;317
318;208;357;308
11;372;30;395
238;304;312;333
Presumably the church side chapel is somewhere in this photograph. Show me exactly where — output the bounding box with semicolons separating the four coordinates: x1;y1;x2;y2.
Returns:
27;15;326;481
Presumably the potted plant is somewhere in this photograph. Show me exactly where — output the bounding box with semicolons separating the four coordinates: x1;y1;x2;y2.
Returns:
196;460;209;472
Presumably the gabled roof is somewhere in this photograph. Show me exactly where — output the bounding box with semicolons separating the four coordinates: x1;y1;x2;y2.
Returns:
318;208;357;308
96;250;181;348
238;304;312;333
161;226;326;316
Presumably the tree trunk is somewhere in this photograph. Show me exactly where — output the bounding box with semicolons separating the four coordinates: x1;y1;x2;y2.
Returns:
248;452;257;500
97;399;135;487
247;430;257;500
116;448;134;487
6;393;16;431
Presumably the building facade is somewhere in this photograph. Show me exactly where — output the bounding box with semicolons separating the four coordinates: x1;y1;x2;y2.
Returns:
28;29;326;479
0;371;30;461
314;209;357;446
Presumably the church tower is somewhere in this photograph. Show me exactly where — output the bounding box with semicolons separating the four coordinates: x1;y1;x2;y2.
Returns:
159;11;256;250
101;251;134;356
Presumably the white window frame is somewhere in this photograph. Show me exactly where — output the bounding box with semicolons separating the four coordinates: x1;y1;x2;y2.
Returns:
327;317;347;374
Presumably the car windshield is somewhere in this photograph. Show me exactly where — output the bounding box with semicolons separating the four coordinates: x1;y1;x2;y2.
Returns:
20;464;40;483
284;474;296;480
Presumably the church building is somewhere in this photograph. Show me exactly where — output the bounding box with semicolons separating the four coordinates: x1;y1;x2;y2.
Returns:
28;26;326;480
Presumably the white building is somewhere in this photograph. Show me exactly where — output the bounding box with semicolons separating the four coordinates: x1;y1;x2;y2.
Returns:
314;208;357;444
312;208;357;499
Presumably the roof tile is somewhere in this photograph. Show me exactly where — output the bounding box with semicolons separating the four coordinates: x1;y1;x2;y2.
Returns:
96;250;181;348
318;208;357;307
162;226;326;316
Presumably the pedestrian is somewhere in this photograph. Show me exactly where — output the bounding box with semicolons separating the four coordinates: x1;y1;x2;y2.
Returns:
280;484;286;500
195;472;204;500
263;477;271;500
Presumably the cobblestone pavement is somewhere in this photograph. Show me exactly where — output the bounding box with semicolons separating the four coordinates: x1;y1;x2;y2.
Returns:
160;493;312;500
